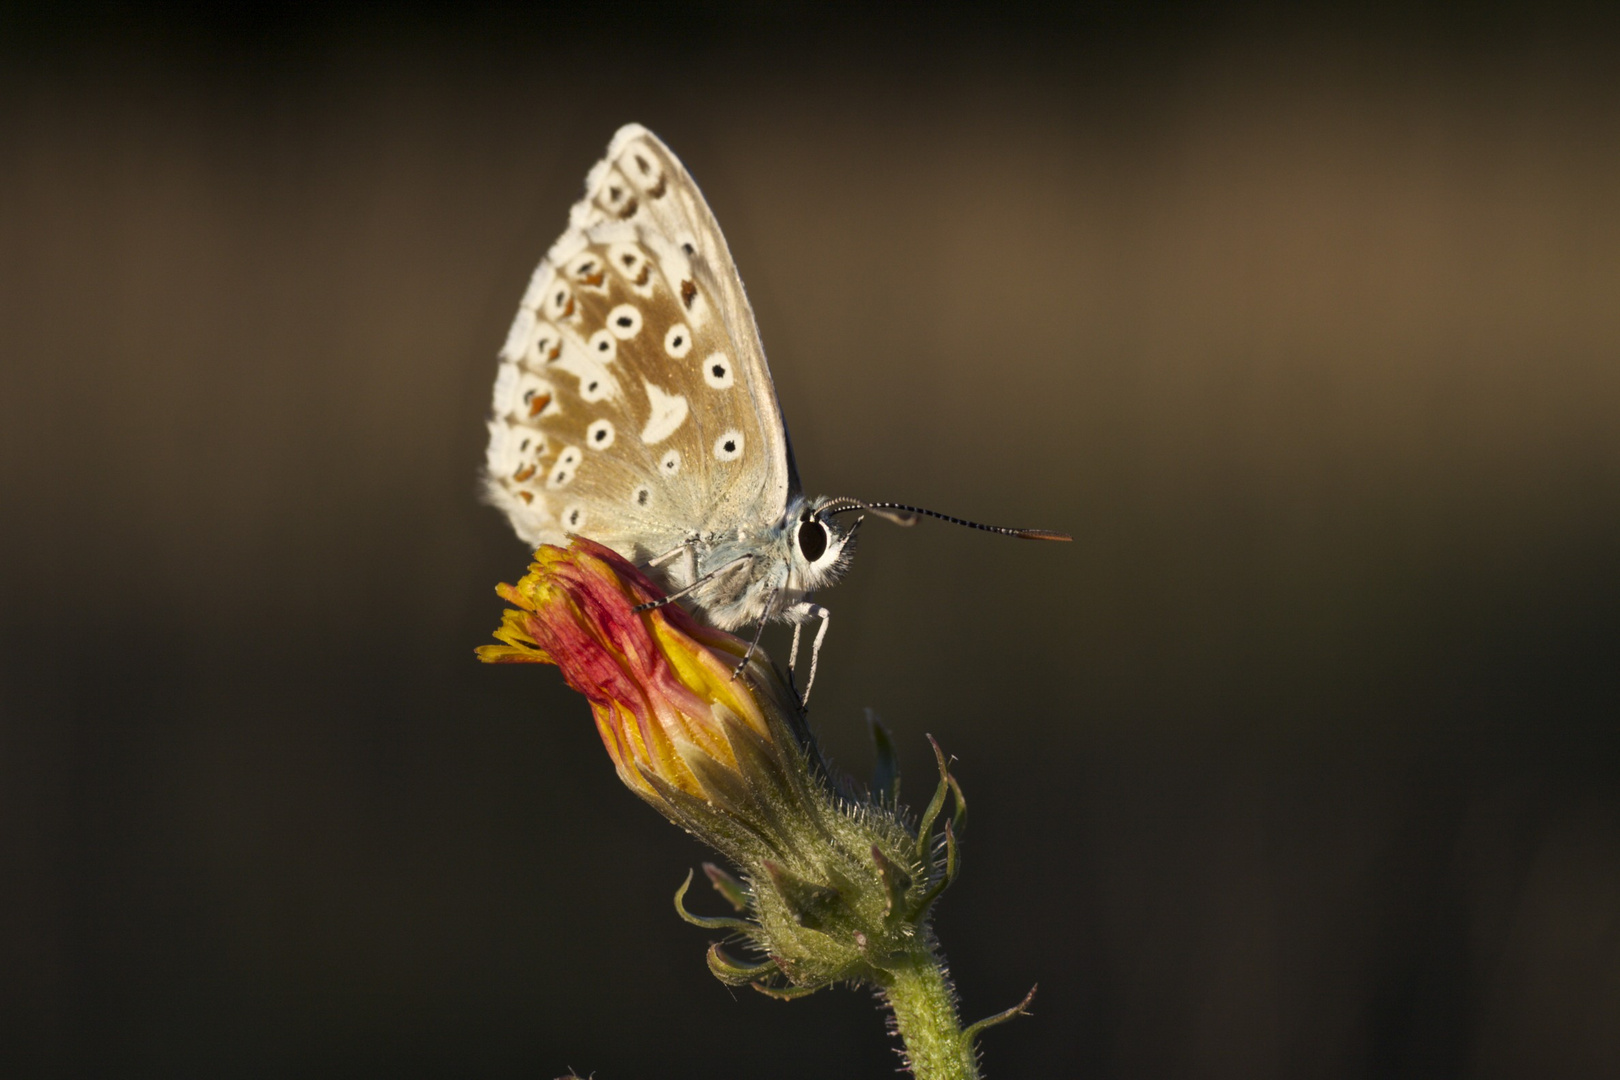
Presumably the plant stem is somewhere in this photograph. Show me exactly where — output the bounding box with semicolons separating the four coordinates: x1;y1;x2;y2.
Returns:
878;944;978;1080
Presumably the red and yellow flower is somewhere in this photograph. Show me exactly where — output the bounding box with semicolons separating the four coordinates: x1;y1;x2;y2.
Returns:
477;538;802;820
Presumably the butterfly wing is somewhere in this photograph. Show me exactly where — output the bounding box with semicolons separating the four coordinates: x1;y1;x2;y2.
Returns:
484;124;795;563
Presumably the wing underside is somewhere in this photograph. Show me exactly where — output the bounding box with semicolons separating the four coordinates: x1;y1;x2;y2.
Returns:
484;125;795;561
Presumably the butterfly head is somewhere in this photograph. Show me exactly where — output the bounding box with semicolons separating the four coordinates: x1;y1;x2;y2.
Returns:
787;495;863;592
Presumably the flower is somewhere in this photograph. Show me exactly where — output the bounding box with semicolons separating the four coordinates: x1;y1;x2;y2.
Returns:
479;538;979;1021
476;538;806;843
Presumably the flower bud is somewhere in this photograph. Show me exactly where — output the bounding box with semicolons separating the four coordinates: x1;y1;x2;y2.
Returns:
480;539;968;1000
477;538;806;850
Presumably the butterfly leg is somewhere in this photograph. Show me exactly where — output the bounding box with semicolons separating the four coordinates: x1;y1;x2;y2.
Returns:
730;589;778;682
785;601;831;702
634;553;756;613
647;542;697;587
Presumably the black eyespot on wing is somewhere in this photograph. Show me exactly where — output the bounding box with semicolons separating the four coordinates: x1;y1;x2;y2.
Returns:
797;520;828;562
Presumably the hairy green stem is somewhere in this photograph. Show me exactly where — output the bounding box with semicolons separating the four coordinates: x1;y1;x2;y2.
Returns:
878;945;978;1080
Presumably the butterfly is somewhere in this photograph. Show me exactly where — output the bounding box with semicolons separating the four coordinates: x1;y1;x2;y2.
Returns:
484;124;1069;697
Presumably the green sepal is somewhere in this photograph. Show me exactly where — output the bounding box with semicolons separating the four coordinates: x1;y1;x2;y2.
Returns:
637;766;773;865
751;980;824;1001
720;708;833;848
706;943;777;985
914;735;953;861
915;821;959;914
763;860;843;931
674;870;754;931
946;772;967;836
703;862;751;913
866;709;900;806
871;844;913;919
679;743;786;843
962;983;1038;1042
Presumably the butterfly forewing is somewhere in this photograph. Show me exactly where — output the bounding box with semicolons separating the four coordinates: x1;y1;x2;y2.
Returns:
486;125;793;563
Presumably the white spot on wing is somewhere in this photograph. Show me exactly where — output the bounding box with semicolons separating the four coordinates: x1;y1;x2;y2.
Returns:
542;280;574;322
548;446;581;489
607;241;655;298
549;340;620;404
607;303;642;340
512;372;556;420
618;140;664;193
511;426;545;463
567;251;607;290
664;323;692;359
640;381;689;445
594;167;637;219
587;329;617;363
703;353;734;390
586;419;615;449
713;430;744;462
529;323;562;366
660;449;681;476
563;504;586;530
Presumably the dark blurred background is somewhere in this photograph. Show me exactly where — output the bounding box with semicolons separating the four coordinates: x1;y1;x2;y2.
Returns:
3;2;1619;1077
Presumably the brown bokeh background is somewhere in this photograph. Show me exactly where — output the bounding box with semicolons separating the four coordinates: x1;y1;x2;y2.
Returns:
3;5;1618;1077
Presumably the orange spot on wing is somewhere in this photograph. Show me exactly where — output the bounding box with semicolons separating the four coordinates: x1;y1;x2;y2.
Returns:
527;393;552;417
517;490;533;504
513;465;537;482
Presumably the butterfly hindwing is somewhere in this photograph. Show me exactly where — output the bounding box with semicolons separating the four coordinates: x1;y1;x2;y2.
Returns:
486;125;794;562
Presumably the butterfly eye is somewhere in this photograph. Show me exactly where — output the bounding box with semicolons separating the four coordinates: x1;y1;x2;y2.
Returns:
797;519;828;563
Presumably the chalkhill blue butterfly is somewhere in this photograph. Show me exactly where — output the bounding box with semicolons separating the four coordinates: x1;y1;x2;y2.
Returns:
484;124;1068;696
